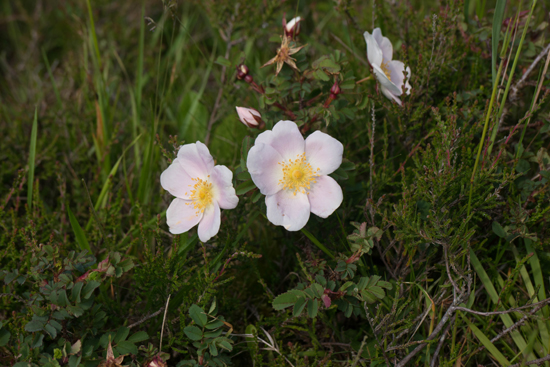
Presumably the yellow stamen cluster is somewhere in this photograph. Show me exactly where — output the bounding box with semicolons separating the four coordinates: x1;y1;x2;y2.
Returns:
279;153;320;195
186;176;213;214
380;60;392;81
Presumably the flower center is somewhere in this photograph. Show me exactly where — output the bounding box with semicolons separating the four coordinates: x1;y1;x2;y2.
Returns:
186;177;214;214
279;153;320;195
380;60;392;81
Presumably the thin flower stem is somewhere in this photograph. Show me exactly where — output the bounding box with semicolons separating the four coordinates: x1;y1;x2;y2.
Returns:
466;58;503;215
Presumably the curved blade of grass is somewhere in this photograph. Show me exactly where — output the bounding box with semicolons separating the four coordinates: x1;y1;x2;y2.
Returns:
41;49;62;109
67;206;92;253
27;107;38;210
301;228;335;259
460;312;511;366
492;0;507;86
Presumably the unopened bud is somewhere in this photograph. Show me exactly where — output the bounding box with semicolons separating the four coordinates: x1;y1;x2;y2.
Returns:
145;356;167;367
236;107;265;129
284;16;301;37
236;64;249;80
330;81;341;95
244;74;254;84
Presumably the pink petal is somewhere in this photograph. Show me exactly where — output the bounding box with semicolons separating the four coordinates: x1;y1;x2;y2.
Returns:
211;165;239;210
198;202;221;242
166;198;203;234
308;176;343;218
363;31;383;67
247;143;284;196
265;190;310;231
372;28;393;61
305;131;343;176
160;159;195;200
269;120;305;161
177;142;214;179
380;85;403;106
372;63;402;96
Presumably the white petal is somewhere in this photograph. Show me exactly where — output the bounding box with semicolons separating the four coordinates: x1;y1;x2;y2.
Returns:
198;202;221;242
255;129;274;146
308;176;343;218
372;63;402;96
177;141;214;179
286;17;301;31
160;159;195;200
269;120;305;161
305;131;343;175
211;165;239;210
380;85;403;106
236;106;260;126
265;190;310;231
247;143;284;196
372;28;393;61
166;198;203;234
363;31;383;67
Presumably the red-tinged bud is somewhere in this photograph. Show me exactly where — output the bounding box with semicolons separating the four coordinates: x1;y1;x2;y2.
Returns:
284;16;302;37
244;74;253;84
330;81;341;95
236;64;249;80
236;107;265;129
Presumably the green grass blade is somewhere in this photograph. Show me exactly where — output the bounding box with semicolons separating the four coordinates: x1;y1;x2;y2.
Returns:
460;313;511;366
301;228;335;259
27;107;38;210
492;0;507;86
67;206;92;253
85;0;102;69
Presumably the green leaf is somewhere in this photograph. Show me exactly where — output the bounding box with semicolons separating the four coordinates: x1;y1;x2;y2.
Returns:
44;324;57;339
114;326;130;343
68;355;82;367
460;313;510;366
293;297;307;317
127;331;148;343
235;180;256;195
24;320;45;332
115;340;137;355
272;290;305;310
307;299;318;318
204;329;223;338
205;319;224;330
492;221;507;238
184;326;203;341
311;283;324;298
67;206;91;253
209;342;218;356
0;327;11;347
214;56;231;68
82;280;100;299
71;281;84;303
189;304;207;327
216;339;233;352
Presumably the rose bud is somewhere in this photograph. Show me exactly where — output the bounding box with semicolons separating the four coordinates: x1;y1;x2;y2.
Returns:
236;107;265;129
236;64;249;80
284;16;301;37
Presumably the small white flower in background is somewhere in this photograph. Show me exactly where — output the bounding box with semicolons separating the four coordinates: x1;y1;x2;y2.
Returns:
161;142;238;242
247;120;344;231
236;106;265;129
364;28;411;106
284;16;301;37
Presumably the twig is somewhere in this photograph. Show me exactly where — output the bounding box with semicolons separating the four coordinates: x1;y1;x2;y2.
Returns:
430;316;454;367
454;297;550;316
509;43;550;102
509;354;550;367
159;294;171;353
351;335;368;367
128;307;164;329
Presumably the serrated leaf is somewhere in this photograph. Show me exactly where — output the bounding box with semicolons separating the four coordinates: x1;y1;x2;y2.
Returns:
205;319;224;330
293;297;307;317
127;331;148;343
217;339;233;352
71;282;84;303
272;290;304;310
44;324;57;339
204;329;223;339
114;326;130;343
0;328;11;347
184;325;203;341
311;283;324;298
307;299;318;318
24;320;45;332
189;304;207;327
82;280;100;299
209;342;218;356
115;340;137;355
